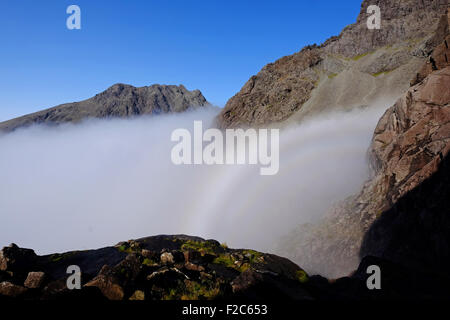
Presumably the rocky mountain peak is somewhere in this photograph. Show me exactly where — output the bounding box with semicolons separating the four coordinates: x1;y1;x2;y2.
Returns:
216;0;448;129
325;0;448;57
0;84;209;133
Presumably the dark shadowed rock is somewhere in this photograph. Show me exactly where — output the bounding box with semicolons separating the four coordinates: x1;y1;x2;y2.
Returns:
0;244;37;277
1;233;450;300
231;269;313;300
0;281;27;298
0;235;311;300
361;152;450;276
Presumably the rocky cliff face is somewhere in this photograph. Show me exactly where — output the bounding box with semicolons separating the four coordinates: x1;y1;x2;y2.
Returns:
0;84;209;132
217;0;448;129
361;148;450;277
278;61;450;278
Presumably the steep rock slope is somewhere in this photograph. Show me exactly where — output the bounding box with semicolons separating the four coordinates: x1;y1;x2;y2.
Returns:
361;151;450;277
278;63;450;278
0;84;209;132
217;0;448;129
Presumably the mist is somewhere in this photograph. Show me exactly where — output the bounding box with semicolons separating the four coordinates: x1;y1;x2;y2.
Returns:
0;103;390;256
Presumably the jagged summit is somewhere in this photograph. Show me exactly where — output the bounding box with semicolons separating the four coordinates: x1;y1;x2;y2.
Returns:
0;83;209;133
217;0;448;128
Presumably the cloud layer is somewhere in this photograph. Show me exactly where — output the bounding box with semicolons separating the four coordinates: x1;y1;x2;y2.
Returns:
0;103;389;256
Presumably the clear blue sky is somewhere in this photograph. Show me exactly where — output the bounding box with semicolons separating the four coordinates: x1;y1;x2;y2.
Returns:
0;0;362;121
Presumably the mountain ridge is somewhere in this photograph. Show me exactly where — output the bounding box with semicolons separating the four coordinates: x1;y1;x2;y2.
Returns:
0;83;209;133
216;0;448;129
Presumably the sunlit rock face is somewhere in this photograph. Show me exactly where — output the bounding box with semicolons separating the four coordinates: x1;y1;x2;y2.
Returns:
216;0;448;129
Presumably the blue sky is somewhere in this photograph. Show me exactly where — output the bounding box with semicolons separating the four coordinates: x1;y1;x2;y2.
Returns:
0;0;362;121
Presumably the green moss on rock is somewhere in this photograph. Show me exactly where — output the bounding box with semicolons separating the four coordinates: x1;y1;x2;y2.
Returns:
295;269;309;283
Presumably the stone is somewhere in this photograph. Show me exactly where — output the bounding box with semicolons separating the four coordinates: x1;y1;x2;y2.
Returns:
183;250;202;264
160;252;175;265
185;262;205;272
411;11;450;85
129;290;145;301
170;251;185;263
0;243;37;272
147;267;188;288
24;271;46;289
113;254;143;283
85;274;124;300
141;249;157;260
0;281;27;298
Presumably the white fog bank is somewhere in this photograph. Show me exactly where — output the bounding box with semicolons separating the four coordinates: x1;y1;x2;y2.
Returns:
0;102;391;255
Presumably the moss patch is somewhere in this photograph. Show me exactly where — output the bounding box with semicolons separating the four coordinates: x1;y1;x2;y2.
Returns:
351;52;372;61
372;69;394;77
242;250;264;264
295;269;309;283
213;254;235;268
117;245;134;254
142;258;158;266
328;73;338;79
213;250;263;272
162;288;178;300
49;252;75;262
181;240;217;256
182;280;221;300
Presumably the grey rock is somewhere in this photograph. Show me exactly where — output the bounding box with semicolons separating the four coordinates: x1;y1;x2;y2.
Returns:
0;83;210;132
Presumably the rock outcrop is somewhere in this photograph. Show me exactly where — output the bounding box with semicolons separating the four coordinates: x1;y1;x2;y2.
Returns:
361;148;450;277
0;235;311;300
411;13;450;85
0;84;209;133
2;234;450;300
217;0;448;129
277;63;450;278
